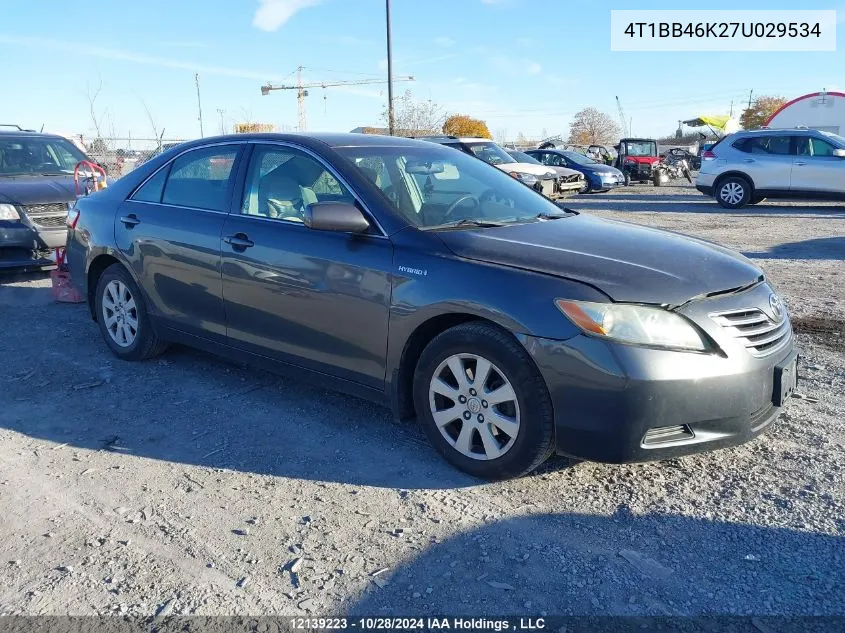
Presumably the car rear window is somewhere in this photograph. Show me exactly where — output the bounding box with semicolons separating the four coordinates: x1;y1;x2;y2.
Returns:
733;136;792;155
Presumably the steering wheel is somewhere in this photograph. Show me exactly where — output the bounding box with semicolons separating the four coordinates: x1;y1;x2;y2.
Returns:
443;195;480;218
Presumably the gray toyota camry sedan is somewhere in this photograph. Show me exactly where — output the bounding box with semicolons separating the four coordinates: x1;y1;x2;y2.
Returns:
66;133;796;479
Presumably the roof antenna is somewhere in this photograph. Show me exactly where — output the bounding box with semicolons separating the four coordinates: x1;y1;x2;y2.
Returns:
40;124;44;132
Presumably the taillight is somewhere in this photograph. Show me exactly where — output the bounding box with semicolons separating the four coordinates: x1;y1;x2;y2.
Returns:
66;207;80;230
702;150;717;160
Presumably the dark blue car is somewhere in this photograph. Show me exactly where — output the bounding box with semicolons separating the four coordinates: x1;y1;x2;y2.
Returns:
527;148;625;193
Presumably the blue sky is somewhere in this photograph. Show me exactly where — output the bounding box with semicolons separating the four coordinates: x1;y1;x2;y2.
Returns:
1;0;842;145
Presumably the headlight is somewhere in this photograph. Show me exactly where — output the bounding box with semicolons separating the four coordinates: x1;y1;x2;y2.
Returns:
600;172;617;179
0;203;20;220
555;300;709;352
509;172;538;186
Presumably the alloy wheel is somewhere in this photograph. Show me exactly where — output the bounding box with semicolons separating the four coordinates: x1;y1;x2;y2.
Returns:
720;181;745;206
428;353;520;461
101;280;138;348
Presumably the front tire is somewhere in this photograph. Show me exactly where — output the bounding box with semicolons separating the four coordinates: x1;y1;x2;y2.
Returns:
716;176;752;209
95;264;167;361
413;322;555;479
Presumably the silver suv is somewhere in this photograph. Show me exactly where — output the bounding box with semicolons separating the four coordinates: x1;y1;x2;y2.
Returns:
696;129;845;208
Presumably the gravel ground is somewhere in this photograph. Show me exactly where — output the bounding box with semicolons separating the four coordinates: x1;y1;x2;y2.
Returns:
0;183;843;618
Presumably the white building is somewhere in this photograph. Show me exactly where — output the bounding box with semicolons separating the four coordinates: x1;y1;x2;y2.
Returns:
765;90;845;134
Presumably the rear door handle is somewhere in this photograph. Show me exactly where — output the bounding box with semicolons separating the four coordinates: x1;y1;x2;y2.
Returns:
223;233;254;249
119;214;140;227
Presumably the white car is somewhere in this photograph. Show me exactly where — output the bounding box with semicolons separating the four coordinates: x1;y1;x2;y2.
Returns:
419;136;562;199
697;128;845;208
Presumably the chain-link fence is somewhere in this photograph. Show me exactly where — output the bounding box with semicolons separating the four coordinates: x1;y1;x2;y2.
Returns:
78;136;192;179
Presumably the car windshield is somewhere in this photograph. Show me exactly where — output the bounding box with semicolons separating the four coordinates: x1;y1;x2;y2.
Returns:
506;150;541;165
623;141;657;157
562;151;597;165
337;144;569;229
465;142;516;166
0;136;87;176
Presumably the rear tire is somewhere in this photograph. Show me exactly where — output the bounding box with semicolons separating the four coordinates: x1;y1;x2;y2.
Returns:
716;176;752;209
94;264;168;361
413;322;555;480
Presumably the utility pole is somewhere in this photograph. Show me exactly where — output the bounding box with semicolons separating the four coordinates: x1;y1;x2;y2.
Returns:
386;0;395;135
217;109;226;135
747;89;754;110
195;73;204;138
729;100;734;117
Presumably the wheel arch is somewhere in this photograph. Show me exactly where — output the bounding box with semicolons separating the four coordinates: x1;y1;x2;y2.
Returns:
713;170;755;194
86;251;144;322
391;313;525;422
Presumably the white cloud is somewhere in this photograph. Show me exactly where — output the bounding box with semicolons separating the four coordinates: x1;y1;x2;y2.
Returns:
252;0;322;31
434;36;455;47
0;34;280;81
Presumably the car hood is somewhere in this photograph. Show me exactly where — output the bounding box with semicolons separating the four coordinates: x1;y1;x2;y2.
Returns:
579;162;621;175
494;162;555;177
0;174;77;205
546;166;583;179
437;214;762;306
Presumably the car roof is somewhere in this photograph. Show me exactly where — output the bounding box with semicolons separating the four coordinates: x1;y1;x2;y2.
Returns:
735;128;821;135
0;130;66;140
167;132;444;151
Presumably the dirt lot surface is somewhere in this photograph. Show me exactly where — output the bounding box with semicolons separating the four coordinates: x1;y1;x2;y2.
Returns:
1;184;843;618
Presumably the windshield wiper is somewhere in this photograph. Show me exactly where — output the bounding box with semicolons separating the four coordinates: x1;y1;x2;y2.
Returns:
424;218;508;230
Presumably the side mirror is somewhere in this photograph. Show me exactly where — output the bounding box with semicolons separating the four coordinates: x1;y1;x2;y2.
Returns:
833;148;845;158
304;202;370;233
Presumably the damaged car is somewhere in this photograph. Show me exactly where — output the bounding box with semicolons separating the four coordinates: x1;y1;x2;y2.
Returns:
506;149;585;197
0;128;90;270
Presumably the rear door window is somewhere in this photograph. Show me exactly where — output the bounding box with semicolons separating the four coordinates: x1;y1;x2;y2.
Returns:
160;146;239;211
736;136;793;155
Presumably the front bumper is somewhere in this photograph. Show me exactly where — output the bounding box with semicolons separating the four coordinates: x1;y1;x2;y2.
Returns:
1;223;65;271
524;334;793;462
521;283;795;463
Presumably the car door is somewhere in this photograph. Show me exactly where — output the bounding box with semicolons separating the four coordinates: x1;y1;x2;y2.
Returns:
792;136;845;193
220;143;393;389
732;135;794;191
116;143;244;341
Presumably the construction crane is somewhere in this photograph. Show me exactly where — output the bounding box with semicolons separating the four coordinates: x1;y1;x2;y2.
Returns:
615;95;630;138
260;66;414;132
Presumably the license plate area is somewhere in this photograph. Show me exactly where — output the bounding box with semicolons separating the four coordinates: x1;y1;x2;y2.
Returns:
773;351;798;406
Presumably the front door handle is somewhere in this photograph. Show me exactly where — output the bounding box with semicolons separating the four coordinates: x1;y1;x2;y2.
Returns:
743;159;755;163
119;214;140;227
223;233;254;249
794;161;807;166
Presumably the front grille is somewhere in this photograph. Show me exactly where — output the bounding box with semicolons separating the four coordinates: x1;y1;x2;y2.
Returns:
709;308;792;357
30;215;66;228
23;203;68;229
24;203;68;216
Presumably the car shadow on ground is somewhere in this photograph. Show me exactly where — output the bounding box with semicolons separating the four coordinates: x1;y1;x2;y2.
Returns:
348;511;845;618
0;299;574;490
744;236;845;260
0;271;54;307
